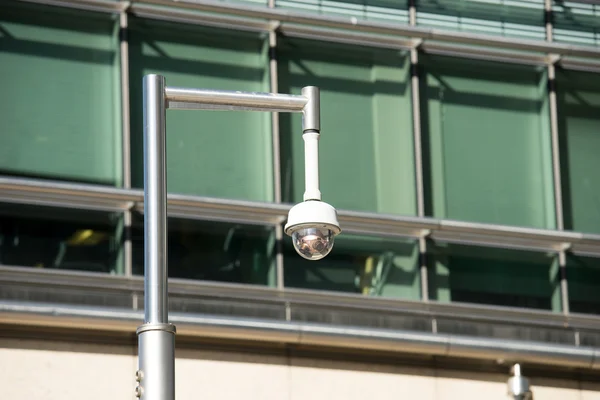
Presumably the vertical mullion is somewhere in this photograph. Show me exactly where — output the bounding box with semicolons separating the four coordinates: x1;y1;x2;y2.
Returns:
120;8;133;277
267;0;285;290
120;10;131;190
409;0;429;302
545;0;569;314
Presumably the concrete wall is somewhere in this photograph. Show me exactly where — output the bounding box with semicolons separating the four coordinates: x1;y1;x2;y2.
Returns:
1;338;599;400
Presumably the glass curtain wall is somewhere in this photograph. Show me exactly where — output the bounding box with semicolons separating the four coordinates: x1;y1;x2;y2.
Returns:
277;0;409;24
420;55;555;229
0;1;121;185
567;254;600;315
279;38;416;215
284;234;420;300
557;69;600;234
129;19;273;202
429;244;559;311
0;203;123;274
3;0;600;316
131;218;276;286
417;0;545;39
553;1;600;46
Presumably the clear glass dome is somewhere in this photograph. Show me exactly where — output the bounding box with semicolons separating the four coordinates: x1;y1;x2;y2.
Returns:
291;227;335;260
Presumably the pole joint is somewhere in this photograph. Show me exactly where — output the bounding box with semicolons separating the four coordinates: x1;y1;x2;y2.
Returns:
301;86;320;132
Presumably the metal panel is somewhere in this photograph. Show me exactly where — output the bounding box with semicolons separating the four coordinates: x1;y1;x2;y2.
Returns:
3;265;600;331
1;300;600;369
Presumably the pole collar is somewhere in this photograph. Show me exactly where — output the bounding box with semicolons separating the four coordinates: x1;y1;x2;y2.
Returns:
136;323;176;335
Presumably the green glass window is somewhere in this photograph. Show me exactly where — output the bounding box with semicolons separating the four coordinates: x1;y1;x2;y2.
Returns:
0;1;121;185
279;38;415;215
284;234;420;299
557;69;600;234
132;218;276;286
421;55;555;229
417;0;545;40
567;255;600;315
553;1;600;46
129;20;272;202
277;0;409;24
0;203;123;274
428;244;559;311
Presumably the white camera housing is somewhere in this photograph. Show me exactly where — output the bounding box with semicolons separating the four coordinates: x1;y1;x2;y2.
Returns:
285;200;341;260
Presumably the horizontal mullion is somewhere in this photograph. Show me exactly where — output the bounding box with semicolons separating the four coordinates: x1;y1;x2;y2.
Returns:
13;0;600;69
1;177;600;256
421;42;549;66
279;23;416;50
16;0;124;13
129;3;272;33
139;0;600;59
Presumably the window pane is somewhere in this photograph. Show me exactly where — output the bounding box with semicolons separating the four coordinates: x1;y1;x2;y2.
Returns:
557;69;600;234
0;1;121;185
421;55;555;229
132;218;276;286
0;203;123;274
277;0;409;24
567;255;600;315
279;38;415;215
429;244;558;311
284;234;420;300
553;1;600;46
417;0;545;40
129;20;272;202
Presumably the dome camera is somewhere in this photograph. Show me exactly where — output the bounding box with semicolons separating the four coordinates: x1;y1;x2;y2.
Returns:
285;200;341;260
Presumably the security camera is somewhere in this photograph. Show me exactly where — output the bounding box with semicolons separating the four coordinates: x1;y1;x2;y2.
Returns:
284;86;341;260
285;200;341;260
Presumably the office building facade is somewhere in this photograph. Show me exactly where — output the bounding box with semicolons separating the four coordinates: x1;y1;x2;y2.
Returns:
1;0;600;398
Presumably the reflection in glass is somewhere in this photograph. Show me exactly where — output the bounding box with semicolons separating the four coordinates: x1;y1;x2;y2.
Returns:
0;1;120;185
284;234;420;300
417;0;544;40
292;227;335;261
429;244;557;311
556;69;600;234
129;19;272;201
132;217;276;286
0;203;122;273
278;38;416;216
567;255;600;315
421;54;554;229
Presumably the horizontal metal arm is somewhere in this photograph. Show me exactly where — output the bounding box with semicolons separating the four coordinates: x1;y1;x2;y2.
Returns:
165;87;308;112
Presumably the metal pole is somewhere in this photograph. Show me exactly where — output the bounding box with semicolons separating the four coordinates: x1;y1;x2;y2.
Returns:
136;74;176;400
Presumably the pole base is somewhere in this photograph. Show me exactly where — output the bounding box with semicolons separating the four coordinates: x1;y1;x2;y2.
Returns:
137;323;176;400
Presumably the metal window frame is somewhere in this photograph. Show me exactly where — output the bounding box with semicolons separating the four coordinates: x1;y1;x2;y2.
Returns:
11;0;600;70
1;177;600;258
2;299;600;370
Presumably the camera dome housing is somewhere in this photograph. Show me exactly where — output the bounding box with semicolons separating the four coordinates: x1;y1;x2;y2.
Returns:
285;201;341;260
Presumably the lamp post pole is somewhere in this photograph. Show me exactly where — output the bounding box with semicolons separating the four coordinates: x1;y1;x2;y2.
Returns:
137;74;324;400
